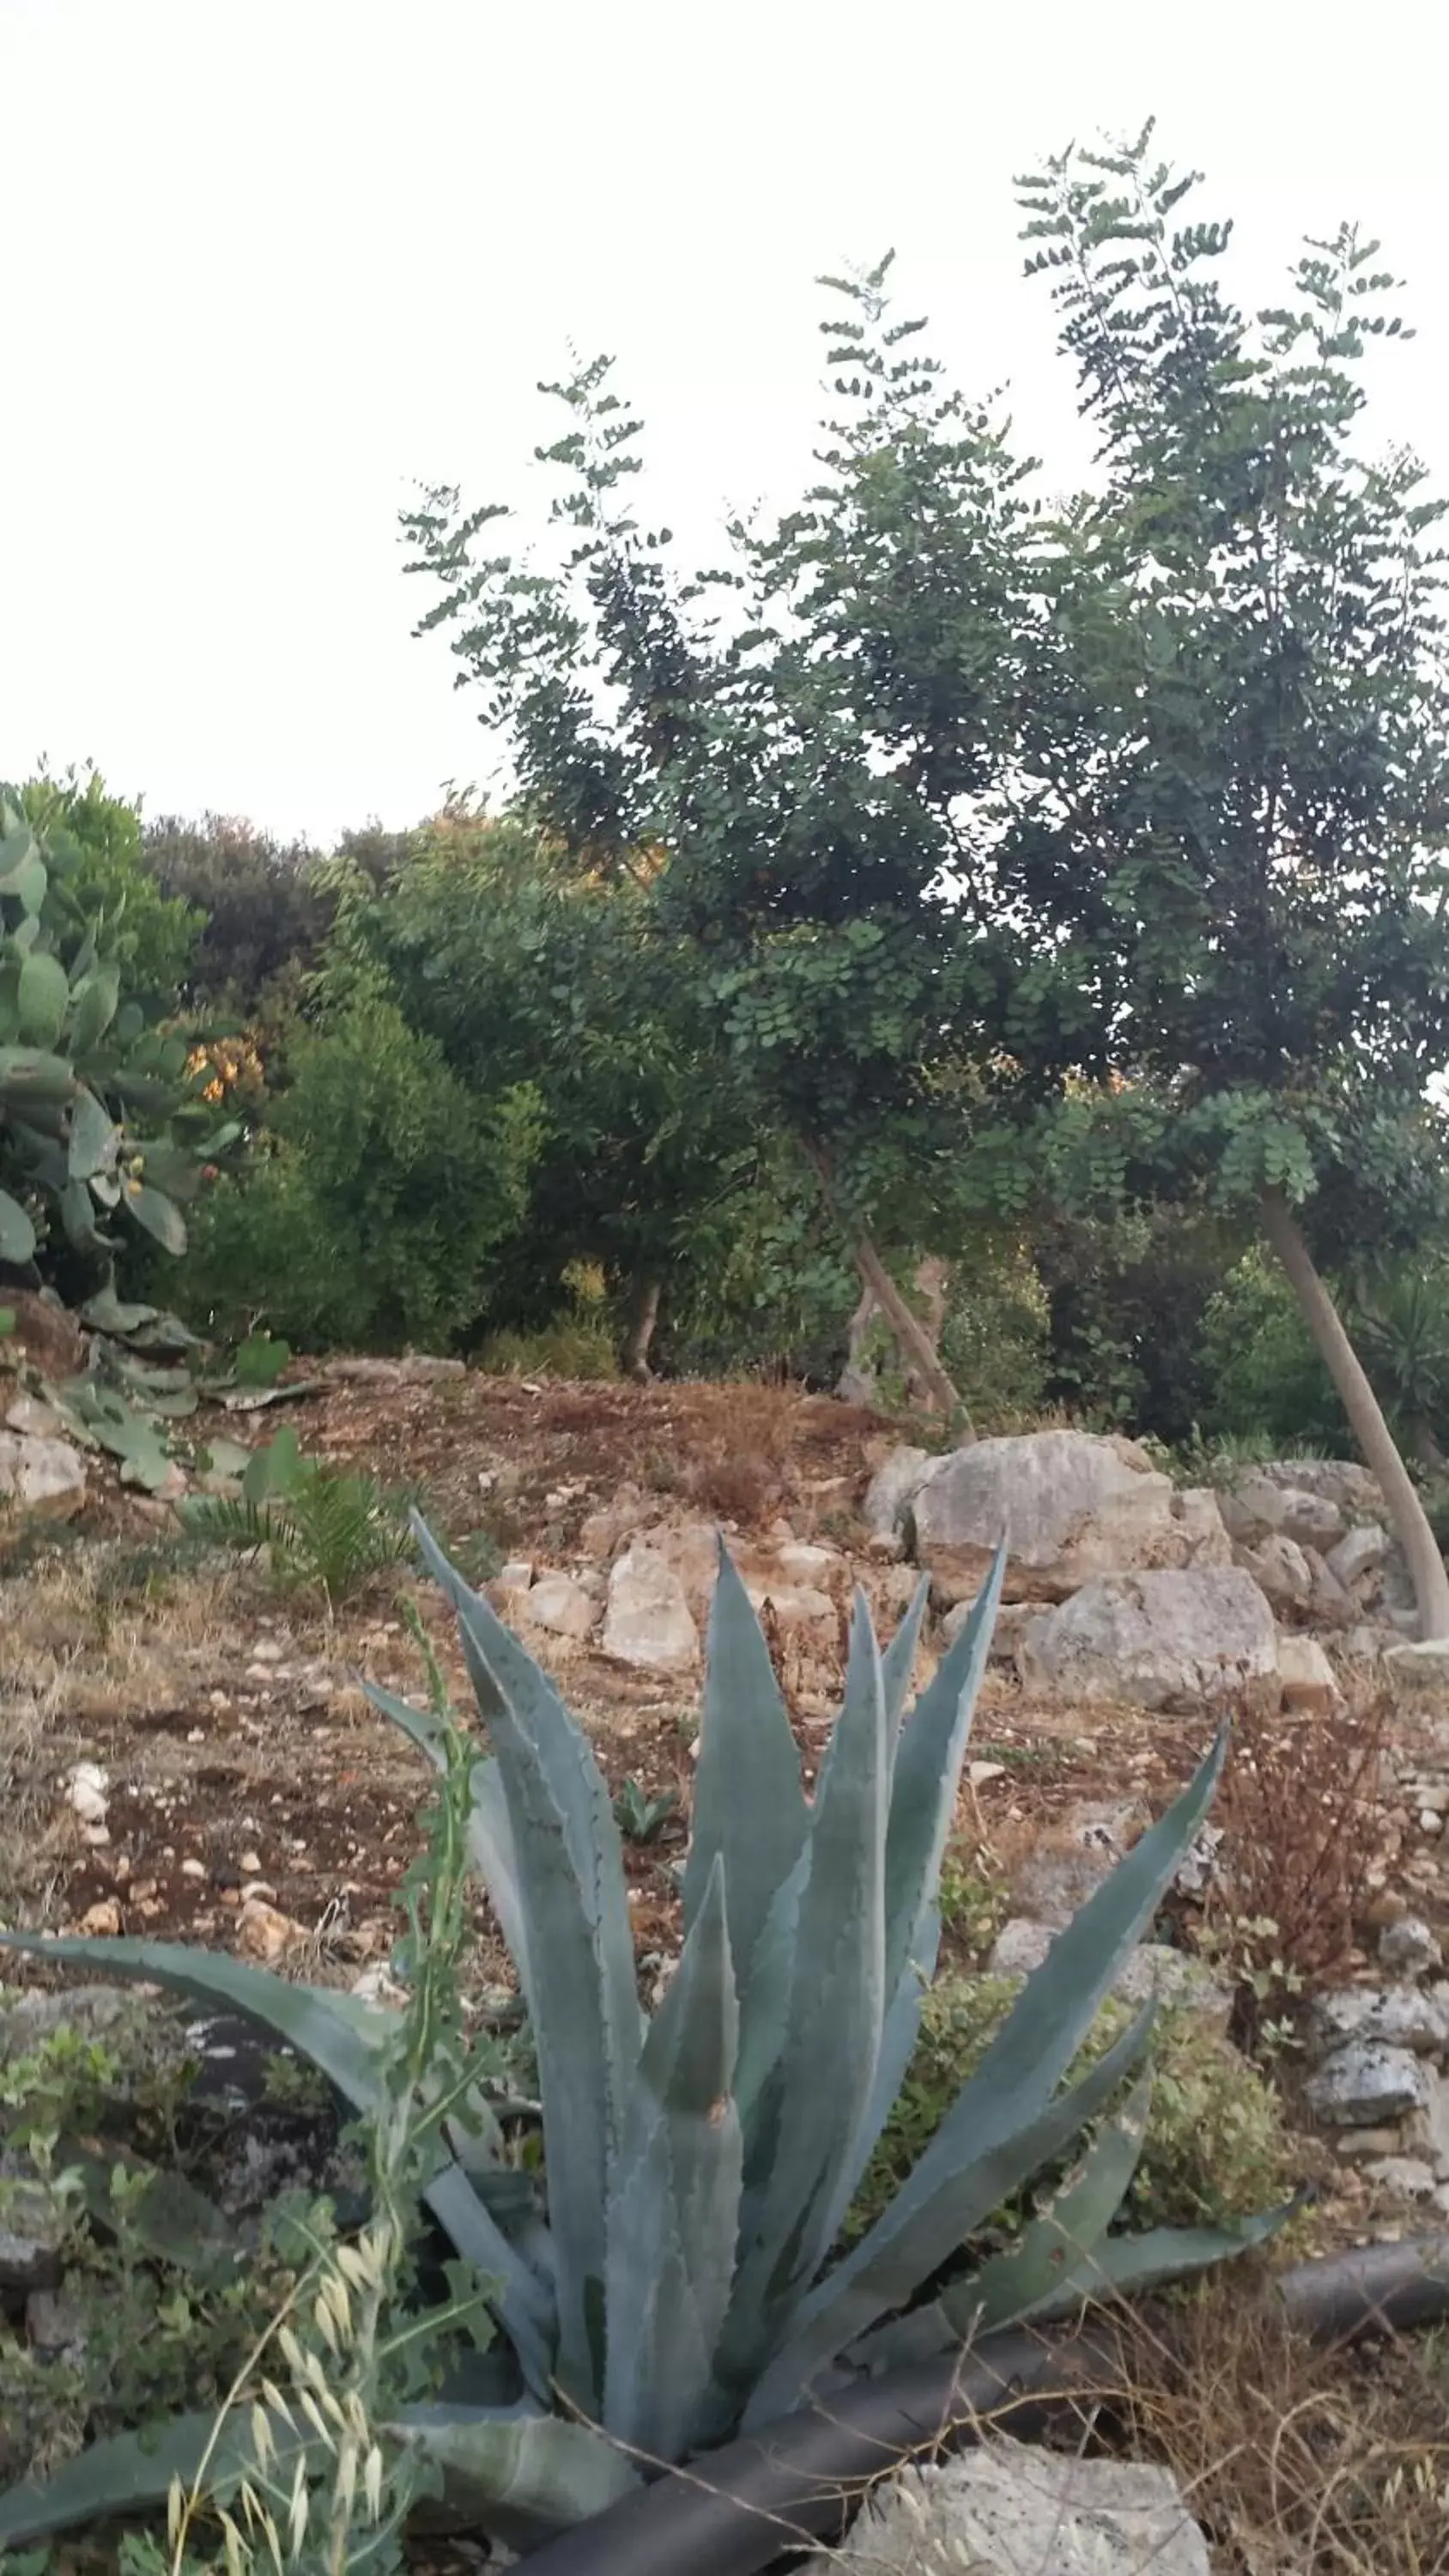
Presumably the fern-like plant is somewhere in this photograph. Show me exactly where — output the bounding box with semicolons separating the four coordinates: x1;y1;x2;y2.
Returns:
181;1429;412;1610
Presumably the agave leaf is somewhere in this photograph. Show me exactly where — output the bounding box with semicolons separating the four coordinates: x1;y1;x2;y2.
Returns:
1029;2200;1297;2315
947;1731;1227;2128
743;2001;1157;2423
421;2164;555;2397
0;2406;324;2550
362;1680;532;1999
682;1543;808;2021
603;1856;743;2458
822;1901;943;2255
882;1546;1004;2010
388;2407;640;2545
412;1516;641;2413
724;1595;889;2380
753;1733;1224;2414
847;2069;1154;2372
0;1934;387;2107
879;1572;932;1742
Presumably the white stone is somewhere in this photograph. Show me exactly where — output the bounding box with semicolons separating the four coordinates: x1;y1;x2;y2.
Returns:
602;1546;699;1672
861;1445;936;1540
1304;2040;1429;2126
1385;1639;1449;1702
988;1917;1055;1978
518;1573;599;1642
910;1430;1193;1602
1171;1485;1234;1567
65;1762;110;1826
0;1431;86;1521
1380;1917;1443;1979
1308;1986;1449;2058
1238;1533;1314;1610
744;1581;836;1635
1017;1569;1279;1711
1276;1633;1343;1715
1328;1523;1390;1590
1363;2154;1440;2198
1111;1945;1234;2031
495;1559;535;1592
803;2433;1211;2576
771;1542;843;1585
5;1394;63;1437
1220;1464;1354;1551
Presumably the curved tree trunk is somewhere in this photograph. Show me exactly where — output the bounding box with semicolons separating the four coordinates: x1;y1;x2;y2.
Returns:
803;1139;973;1435
622;1275;662;1382
1260;1187;1449;1640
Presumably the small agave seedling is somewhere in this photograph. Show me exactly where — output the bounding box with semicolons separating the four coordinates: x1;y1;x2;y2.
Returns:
0;1522;1282;2549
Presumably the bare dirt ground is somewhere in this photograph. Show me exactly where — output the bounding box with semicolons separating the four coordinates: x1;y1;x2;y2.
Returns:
0;1372;1250;1968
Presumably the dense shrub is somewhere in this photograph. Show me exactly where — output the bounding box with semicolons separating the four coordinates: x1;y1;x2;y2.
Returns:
180;990;544;1351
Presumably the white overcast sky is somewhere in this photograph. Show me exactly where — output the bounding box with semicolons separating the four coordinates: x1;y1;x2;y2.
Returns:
5;0;1448;845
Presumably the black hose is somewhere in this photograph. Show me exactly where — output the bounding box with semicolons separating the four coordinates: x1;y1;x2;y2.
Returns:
513;2236;1449;2575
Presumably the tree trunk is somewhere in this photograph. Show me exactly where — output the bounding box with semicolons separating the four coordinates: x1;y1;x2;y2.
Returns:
1260;1186;1449;1640
803;1139;973;1435
622;1276;662;1382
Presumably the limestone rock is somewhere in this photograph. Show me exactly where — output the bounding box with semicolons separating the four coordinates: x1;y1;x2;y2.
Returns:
988;1917;1055;1978
861;1444;935;1540
602;1546;699;1671
745;1580;836;1636
1380;1917;1444;1979
0;2154;65;2293
1385;1637;1449;1700
1276;1633;1343;1715
1171;1485;1234;1566
1238;1532;1314;1611
907;1429;1210;1602
1304;2039;1429;2126
1219;1467;1344;1552
1016;1569;1279;1712
945;1595;1040;1662
772;1542;844;1586
1307;1985;1449;2059
1253;1458;1383;1521
804;2433;1211;2575
0;1430;86;1521
518;1573;599;1641
1328;1522;1390;1592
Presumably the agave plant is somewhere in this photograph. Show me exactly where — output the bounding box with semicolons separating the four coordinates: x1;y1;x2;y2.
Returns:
0;1522;1282;2550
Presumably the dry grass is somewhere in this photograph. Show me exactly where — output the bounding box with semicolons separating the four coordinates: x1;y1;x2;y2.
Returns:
1201;1696;1389;2036
1117;2283;1449;2575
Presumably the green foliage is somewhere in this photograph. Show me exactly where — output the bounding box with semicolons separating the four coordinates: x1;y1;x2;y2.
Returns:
0;793;235;1286
851;1976;1299;2250
179;1429;414;1608
323;806;757;1359
611;1778;680;1844
1009;128;1449;1277
399;283;1040;1292
179;984;545;1352
0;1528;1284;2549
938;1239;1051;1430
1196;1250;1349;1454
139;814;333;1017
0;2001;340;2499
19;771;200;1014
